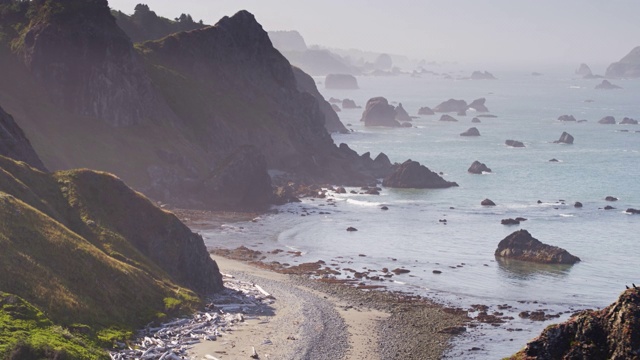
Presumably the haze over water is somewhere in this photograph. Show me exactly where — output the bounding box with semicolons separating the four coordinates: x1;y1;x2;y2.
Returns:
202;69;640;358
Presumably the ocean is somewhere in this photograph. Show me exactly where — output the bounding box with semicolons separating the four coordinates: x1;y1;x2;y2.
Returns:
201;67;640;359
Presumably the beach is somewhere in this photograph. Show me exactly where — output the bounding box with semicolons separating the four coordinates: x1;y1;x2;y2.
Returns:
187;254;467;360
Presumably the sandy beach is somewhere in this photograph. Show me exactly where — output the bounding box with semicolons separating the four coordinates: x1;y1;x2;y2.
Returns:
188;255;468;360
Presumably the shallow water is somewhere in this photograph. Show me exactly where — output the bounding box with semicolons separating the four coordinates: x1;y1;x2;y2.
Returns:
201;68;640;359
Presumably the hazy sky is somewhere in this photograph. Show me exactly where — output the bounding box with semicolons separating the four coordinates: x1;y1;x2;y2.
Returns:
108;0;639;67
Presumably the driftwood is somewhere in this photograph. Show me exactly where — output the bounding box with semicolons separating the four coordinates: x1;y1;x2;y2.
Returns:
109;278;275;359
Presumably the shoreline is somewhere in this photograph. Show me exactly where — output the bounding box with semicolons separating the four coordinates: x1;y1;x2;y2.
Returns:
188;254;468;360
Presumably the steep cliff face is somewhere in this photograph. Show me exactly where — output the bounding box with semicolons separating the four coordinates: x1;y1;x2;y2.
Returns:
606;46;640;78
511;288;640;359
0;105;46;171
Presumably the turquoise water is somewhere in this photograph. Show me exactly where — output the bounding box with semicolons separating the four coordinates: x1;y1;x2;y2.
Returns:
201;69;640;358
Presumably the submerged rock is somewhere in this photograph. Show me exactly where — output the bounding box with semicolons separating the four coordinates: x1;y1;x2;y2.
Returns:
468;161;491;174
382;160;458;189
505;140;525;148
460;127;480;136
553;131;574;144
510;288;640;359
495;229;580;264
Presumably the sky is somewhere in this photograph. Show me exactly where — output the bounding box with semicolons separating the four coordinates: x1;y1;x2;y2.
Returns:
108;0;640;68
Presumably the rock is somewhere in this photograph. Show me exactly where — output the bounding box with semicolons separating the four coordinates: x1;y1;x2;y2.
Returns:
515;217;527;222
510;288;640;359
549;158;559;162
331;103;341;112
604;205;615;210
468;161;491;174
481;199;496;206
342;99;359;109
501;218;520;225
329;97;341;103
470;71;497;80
605;196;618;201
392;268;410;275
335;187;346;194
495;229;580;264
434;99;468;113
325;74;359;89
595;79;622;90
605;46;640;78
439;326;466;335
468;98;489;112
575;63;593;77
505;140;525;147
598;116;616;124
460;127;480;136
574;202;583;208
346;227;358;232
0;106;47;171
380;206;389;210
382;159;458;189
433;270;442;274
620;117;638;125
558;115;576;122
360;97;401;127
395;103;412;122
439;114;458;122
293;66;348;133
471;117;481;123
418;106;435;115
400;122;412;128
553;131;574;144
626;208;640;214
457;109;467;116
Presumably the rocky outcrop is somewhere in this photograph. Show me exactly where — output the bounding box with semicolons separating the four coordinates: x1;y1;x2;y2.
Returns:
0;106;46;171
325;73;358;89
468;161;491;174
595;80;622;89
460;127;480;136
481;198;496;206
510;288;640;359
506;140;525;147
553;131;574;144
292;66;348;133
395;103;412;122
558;115;576;122
360;97;401;127
418;106;435;115
470;71;496;80
468;98;489;112
575;63;593;77
605;46;640;78
599;116;616;124
434;99;468;113
382;160;458;189
495;229;580;264
440;114;458;122
342;99;359;109
471;117;481;123
620;117;638;125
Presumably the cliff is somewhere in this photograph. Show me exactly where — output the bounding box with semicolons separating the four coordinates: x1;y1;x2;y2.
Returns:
511;288;640;359
0;105;46;171
112;4;207;43
606;46;640;78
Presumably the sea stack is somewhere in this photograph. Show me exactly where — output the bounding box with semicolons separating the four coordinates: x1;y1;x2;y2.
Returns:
495;229;580;264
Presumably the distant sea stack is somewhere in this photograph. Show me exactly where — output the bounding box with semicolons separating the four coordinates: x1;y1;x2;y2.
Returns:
434;99;468;113
605;46;640;78
495;229;580;264
575;63;593;78
599;116;616;124
360;97;401;127
595;80;622;89
468;160;491;174
395;103;412;122
467;98;489;112
470;71;496;80
325;73;359;89
460;127;480;136
553;132;574;144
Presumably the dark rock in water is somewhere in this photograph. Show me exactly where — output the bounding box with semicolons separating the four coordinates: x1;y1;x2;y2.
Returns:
558;114;576;122
329;97;342;103
392;268;410;275
342;98;359;109
554;131;574;144
515;217;527;222
605;46;640;78
434;99;468;113
505;140;525;148
501;218;520;225
468;160;491;174
620;117;638;125
360;97;401;127
599;116;616;124
495;229;580;264
440;114;458;122
481;198;496;206
400;122;412;128
604;205;615;210
574;201;583;208
0;106;47;171
460;127;480;136
468;98;489;112
575;63;593;77
626;208;640;214
433;270;442;274
331;103;341;112
470;71;497;80
595;79;622;90
395;103;412;122
325;73;359;89
605;196;618;201
418;106;435;115
382;159;458;189
510;288;640;359
471;117;481;123
335;186;346;194
346;227;358;232
293;66;348;133
537;200;543;204
549;158;560;162
381;206;389;210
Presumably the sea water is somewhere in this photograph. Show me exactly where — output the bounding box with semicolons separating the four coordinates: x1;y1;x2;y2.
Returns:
201;67;640;358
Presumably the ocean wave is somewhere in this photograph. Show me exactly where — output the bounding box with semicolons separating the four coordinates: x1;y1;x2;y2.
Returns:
346;198;383;207
559;214;574;217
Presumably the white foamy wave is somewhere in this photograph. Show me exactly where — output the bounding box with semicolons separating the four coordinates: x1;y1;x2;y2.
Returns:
559;214;574;217
346;198;382;207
